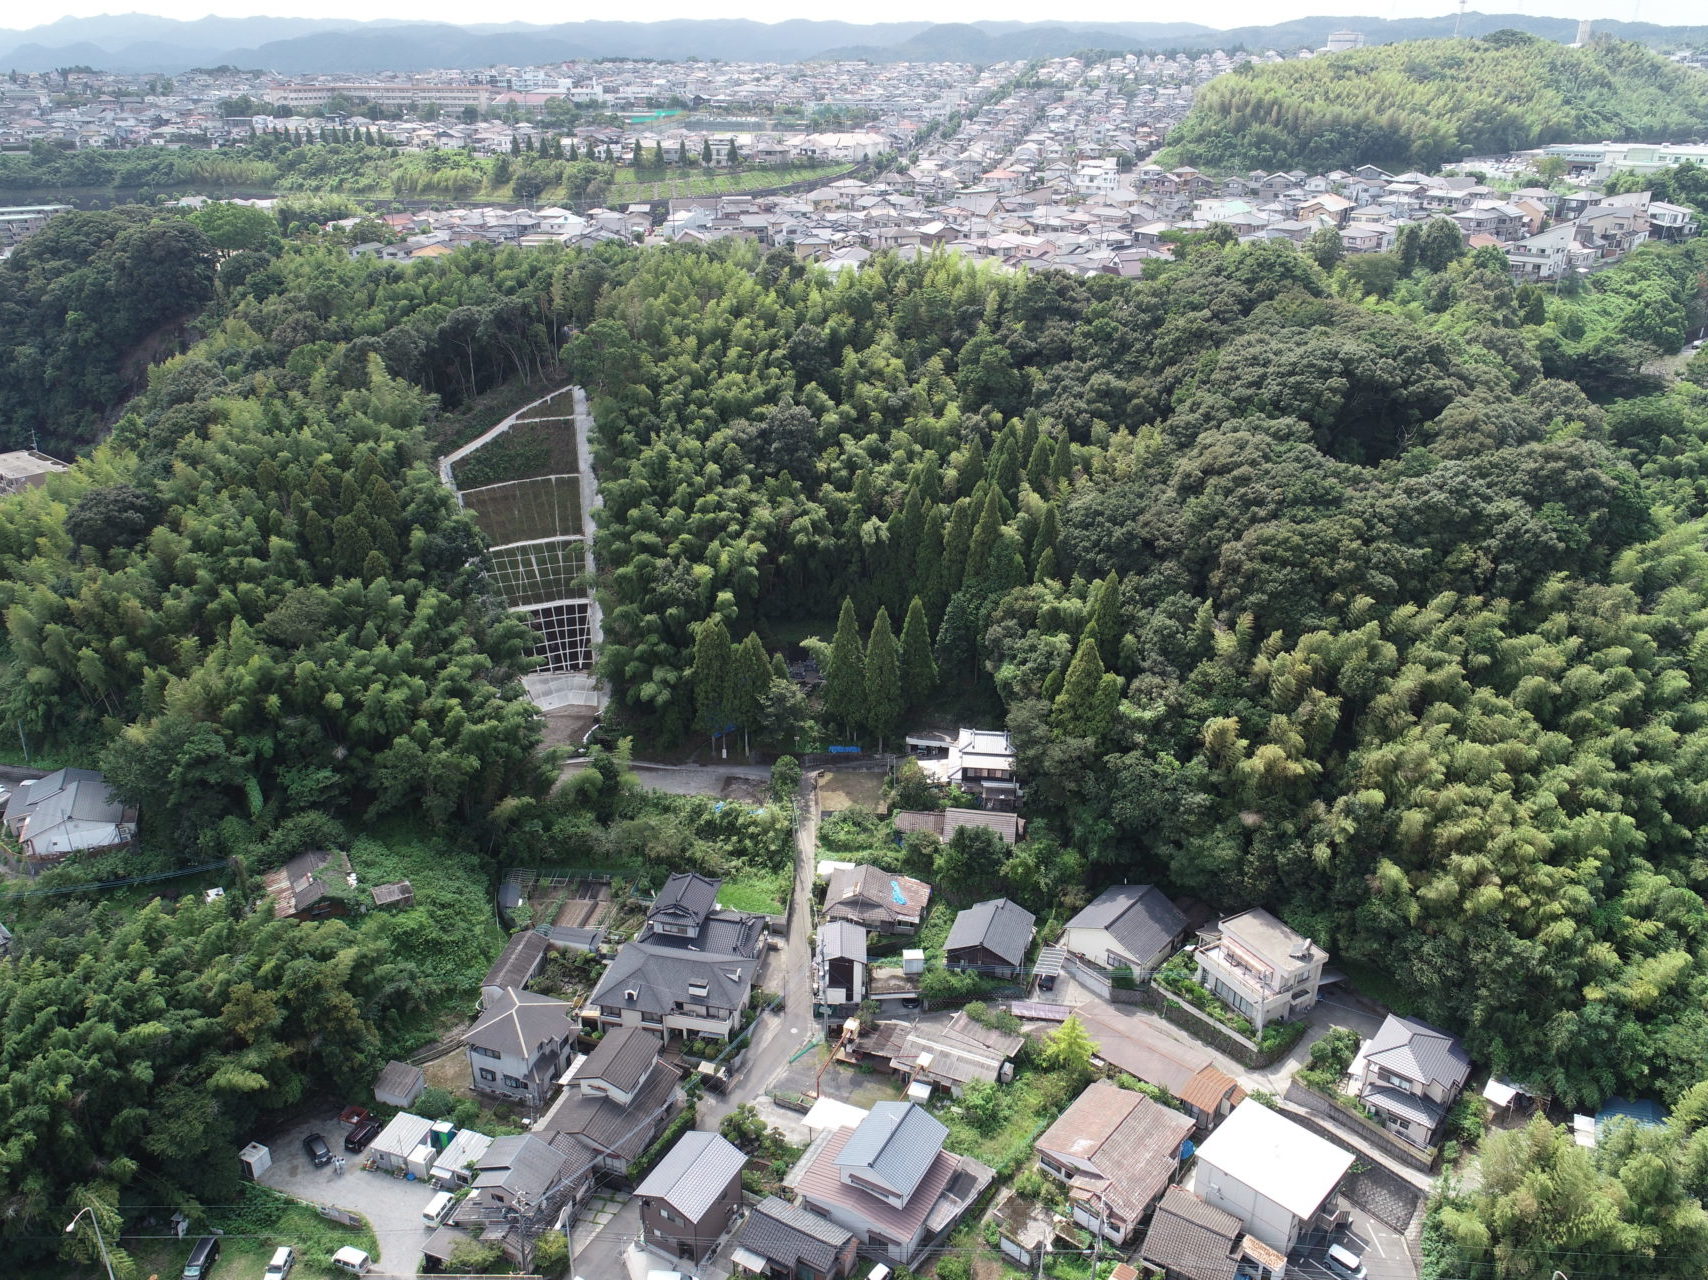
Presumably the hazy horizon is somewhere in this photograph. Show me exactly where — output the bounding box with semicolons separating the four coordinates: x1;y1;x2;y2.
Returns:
0;2;1690;37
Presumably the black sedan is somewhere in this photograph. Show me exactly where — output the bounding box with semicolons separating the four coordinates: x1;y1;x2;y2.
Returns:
302;1132;333;1167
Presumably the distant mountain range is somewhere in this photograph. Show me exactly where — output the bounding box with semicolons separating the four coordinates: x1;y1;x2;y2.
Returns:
1;13;1705;74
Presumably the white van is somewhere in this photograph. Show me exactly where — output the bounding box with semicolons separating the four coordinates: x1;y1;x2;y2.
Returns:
422;1190;456;1228
263;1246;295;1280
1326;1243;1367;1280
331;1246;372;1275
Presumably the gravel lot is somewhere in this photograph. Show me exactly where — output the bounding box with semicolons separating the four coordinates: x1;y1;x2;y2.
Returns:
259;1113;442;1278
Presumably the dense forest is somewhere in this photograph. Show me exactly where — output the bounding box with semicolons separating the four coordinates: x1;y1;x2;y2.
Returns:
566;225;1708;1116
3;190;1708;1272
1164;32;1708;172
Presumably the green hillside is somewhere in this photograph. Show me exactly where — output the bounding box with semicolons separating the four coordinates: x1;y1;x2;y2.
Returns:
1165;32;1708;174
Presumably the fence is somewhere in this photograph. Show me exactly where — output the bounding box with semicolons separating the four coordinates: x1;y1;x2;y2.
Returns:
1284;1079;1439;1174
1061;954;1146;1005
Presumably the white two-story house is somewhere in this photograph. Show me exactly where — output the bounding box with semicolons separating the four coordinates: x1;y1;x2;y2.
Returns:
1193;909;1326;1035
461;988;574;1107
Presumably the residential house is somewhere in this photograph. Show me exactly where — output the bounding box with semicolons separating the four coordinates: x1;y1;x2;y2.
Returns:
2;767;137;874
1192;908;1327;1034
1139;1185;1285;1280
1188;1099;1353;1253
789;1101;994;1266
1034;1081;1196;1243
823;865;932;935
452;1133;587;1264
1350;1014;1472;1149
0;449;69;494
1175;1064;1247;1133
891;807;1024;845
462;988;575;1107
944;897;1036;977
584;873;766;1040
538;1026;684;1174
893;1011;1024;1096
732;1195;859;1280
1061;883;1187;980
263;849;354;921
904;726;1020;810
636;1130;748;1265
482;929;550;1005
818;920;869;1007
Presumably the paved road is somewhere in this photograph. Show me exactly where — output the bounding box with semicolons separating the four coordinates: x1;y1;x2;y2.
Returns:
703;765;818;1127
571;763;818;1275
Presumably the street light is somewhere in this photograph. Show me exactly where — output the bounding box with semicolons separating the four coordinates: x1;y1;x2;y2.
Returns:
65;1205;118;1280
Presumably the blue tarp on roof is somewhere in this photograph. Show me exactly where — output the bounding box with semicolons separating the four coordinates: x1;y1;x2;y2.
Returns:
890;879;908;905
1596;1096;1666;1135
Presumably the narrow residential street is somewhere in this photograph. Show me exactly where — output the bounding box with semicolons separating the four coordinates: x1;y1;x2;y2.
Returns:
571;761;820;1275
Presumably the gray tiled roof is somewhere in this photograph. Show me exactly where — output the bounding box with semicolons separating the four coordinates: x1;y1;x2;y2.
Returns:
543;1053;681;1162
1065;884;1185;965
634;1131;747;1221
945;897;1036;966
1364;1014;1472;1092
484;929;548;990
737;1195;853;1272
835;1101;947;1201
1364;1083;1445;1131
576;1025;660;1094
588;938;758;1017
463;988;572;1059
818;920;867;962
649;872;721;928
1140;1186;1241;1280
472;1134;572;1201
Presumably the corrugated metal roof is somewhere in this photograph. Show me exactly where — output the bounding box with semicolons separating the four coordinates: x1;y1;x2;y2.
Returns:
1363;1014;1471;1091
834;1101;947;1201
634;1130;746;1221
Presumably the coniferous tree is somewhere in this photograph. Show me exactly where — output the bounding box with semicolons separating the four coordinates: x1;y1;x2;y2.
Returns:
1091;571;1122;670
731;631;771;756
1053;634;1121;740
821;599;866;740
864;607;902;752
899;597;937;706
692;615;735;746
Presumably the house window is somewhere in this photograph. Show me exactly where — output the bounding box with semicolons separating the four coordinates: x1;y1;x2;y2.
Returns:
478;1068;497;1082
641;1012;663;1026
503;1074;526;1090
472;1045;501;1059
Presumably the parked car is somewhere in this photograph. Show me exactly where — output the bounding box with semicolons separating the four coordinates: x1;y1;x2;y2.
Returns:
1326;1243;1367;1280
264;1245;295;1280
302;1132;333;1167
344;1118;382;1152
181;1236;221;1280
331;1246;372;1274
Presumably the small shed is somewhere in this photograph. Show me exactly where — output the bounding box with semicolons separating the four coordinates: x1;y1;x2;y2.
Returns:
238;1142;272;1180
371;881;413;909
481;929;550;1005
374;1060;425;1109
368;1112;433;1172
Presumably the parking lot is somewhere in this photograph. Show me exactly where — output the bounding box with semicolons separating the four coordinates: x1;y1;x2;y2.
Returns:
259;1113;442;1278
1291;1204;1415;1280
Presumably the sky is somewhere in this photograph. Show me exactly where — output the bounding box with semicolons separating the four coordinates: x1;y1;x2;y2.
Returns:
0;0;1696;32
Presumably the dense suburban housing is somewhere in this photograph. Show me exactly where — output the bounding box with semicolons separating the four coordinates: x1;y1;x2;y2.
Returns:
1034;1081;1197;1244
636;1130;747;1265
1187;1099;1354;1253
823;864;932;934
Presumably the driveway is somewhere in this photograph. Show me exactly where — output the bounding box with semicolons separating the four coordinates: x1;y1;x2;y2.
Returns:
258;1113;440;1278
1292;1202;1417;1280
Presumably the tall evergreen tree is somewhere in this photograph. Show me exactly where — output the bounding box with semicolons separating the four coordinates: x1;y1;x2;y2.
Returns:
1053;634;1121;740
916;506;946;623
964;484;1004;585
821;599;866;739
864;608;902;752
691;614;735;745
940;499;973;598
1052;430;1073;485
731;631;771;757
1026;435;1054;493
899;596;938;706
1091;571;1122;670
